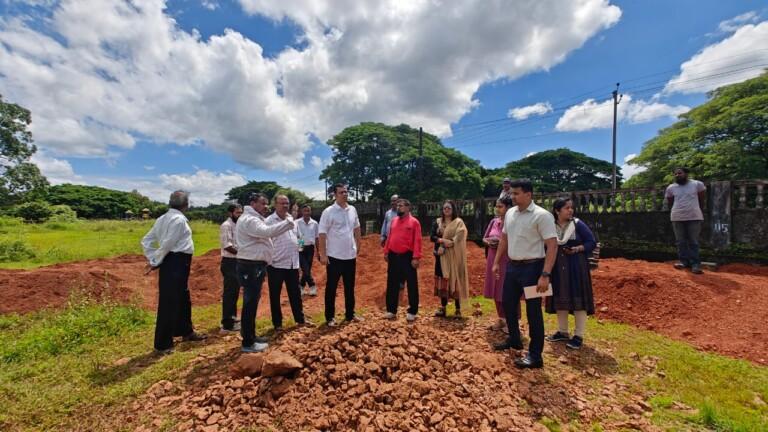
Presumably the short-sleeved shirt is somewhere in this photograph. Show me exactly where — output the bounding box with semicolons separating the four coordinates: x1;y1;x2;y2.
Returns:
318;202;361;260
665;180;706;222
502;202;557;260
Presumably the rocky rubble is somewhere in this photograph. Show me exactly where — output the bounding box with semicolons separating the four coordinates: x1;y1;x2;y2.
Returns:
149;316;660;431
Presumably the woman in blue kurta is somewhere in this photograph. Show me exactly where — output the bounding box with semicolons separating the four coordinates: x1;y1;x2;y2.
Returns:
545;197;596;350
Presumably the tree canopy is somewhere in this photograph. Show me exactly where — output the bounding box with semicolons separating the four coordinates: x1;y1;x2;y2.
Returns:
320;123;484;201
492;148;618;193
226;181;310;206
0;95;48;206
47;184;165;219
625;71;768;187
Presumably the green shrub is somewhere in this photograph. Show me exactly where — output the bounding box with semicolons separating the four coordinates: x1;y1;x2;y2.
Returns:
0;240;36;262
12;201;53;223
48;204;78;223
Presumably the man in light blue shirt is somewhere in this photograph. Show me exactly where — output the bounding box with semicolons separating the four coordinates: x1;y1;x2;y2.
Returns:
380;194;399;247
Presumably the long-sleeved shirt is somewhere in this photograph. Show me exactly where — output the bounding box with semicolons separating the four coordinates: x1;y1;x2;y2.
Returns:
141;208;194;267
235;206;294;263
219;217;237;258
266;212;300;269
380;208;397;241
383;214;422;259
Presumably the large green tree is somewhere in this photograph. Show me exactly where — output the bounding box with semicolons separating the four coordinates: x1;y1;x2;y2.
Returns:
493;148;619;193
320;123;484;201
626;72;768;187
226;181;310;206
47;184;164;219
0;95;48;205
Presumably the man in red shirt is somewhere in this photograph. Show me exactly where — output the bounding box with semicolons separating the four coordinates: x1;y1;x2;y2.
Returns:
383;198;422;322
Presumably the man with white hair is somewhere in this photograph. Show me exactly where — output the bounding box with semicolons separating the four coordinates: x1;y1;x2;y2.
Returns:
141;190;206;355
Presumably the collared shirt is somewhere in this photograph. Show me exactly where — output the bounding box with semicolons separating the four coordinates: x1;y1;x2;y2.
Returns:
502;202;557;260
318;202;361;260
665;180;706;222
141;208;194;267
235;206;294;264
383;214;422;259
297;217;319;246
266;212;300;269
219;217;238;259
380;208;398;241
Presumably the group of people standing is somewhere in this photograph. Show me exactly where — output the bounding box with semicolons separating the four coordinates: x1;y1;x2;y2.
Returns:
142;168;701;367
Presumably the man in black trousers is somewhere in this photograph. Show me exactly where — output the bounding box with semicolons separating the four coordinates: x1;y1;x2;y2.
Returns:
219;203;243;332
492;179;557;369
382;199;422;322
141;190;207;355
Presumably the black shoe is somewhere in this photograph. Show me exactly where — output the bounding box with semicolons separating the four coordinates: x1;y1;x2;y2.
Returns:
691;265;703;275
493;338;523;351
434;307;446;317
566;336;583;350
254;335;269;343
673;262;688;270
546;331;570;342
514;356;543;369
182;331;208;342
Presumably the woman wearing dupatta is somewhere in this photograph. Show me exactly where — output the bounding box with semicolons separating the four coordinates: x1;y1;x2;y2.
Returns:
545;197;596;350
482;196;514;332
432;200;469;317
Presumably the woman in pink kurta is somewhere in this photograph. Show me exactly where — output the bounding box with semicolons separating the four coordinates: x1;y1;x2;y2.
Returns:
483;197;514;331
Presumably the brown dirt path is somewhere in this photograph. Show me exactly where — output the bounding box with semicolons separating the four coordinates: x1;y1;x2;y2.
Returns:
1;235;766;364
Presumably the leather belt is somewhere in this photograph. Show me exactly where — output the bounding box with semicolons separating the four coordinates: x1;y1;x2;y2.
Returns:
508;258;544;265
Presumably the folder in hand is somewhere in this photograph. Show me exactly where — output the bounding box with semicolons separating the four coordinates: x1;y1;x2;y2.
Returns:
523;283;553;299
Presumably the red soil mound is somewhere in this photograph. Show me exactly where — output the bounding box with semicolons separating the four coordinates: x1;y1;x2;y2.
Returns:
1;236;766;365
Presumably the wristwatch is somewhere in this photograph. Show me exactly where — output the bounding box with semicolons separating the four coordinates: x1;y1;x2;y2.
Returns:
541;271;551;278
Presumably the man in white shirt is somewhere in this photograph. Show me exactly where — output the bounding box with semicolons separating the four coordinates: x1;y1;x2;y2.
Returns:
665;167;707;274
266;195;307;330
219;203;243;332
297;204;319;296
318;183;362;327
499;178;513;200
492;179;557;369
235;193;295;353
141;190;206;355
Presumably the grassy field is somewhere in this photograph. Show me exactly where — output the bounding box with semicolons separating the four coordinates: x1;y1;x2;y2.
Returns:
0;218;220;269
0;297;765;431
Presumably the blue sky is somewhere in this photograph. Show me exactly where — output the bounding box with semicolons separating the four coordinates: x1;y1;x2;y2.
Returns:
1;0;766;204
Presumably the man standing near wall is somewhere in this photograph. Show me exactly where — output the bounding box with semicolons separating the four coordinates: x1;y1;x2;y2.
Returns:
383;198;422;322
665;167;706;275
297;204;319;296
380;194;399;247
219;203;243;332
142;190;207;355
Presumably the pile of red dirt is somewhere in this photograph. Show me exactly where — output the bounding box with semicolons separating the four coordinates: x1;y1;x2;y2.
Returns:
126;316;658;432
1;235;766;365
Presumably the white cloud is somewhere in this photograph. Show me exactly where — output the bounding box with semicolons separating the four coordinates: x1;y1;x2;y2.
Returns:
620;153;646;179
143;165;155;171
665;21;768;95
525;151;538;157
507;102;553;120
717;11;759;33
201;0;219;10
310;156;323;169
0;0;621;171
555;95;689;132
29;152;84;185
158;170;247;206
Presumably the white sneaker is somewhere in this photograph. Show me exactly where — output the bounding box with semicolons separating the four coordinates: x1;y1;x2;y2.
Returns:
406;313;416;322
309;286;318;296
242;342;269;353
384;312;396;320
327;318;339;327
300;287;309;296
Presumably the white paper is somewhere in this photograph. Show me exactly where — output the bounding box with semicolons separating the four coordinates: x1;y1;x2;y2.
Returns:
523;283;553;299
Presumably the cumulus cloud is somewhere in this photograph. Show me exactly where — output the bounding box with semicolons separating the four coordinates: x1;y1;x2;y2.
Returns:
30;152;84;185
0;0;622;171
201;0;219;10
157;170;247;206
555;95;689;132
508;102;553;120
620;153;646;179
717;11;759;33
665;21;768;94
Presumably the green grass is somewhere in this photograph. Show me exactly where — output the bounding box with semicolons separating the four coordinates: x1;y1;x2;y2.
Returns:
472;296;768;432
0;218;220;269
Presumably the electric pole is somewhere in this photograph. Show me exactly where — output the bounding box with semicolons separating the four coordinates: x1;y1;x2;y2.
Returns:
611;83;621;193
418;127;424;195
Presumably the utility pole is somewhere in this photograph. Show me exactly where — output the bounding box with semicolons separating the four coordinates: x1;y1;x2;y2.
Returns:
611;83;621;193
418;127;424;198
